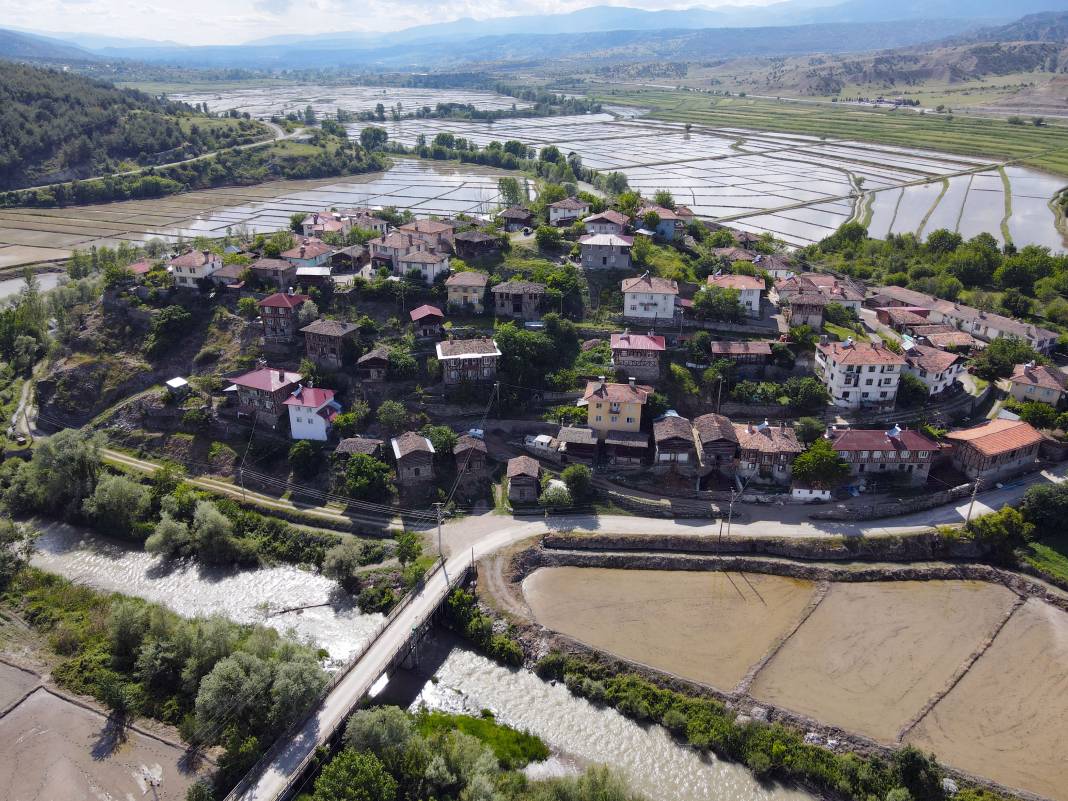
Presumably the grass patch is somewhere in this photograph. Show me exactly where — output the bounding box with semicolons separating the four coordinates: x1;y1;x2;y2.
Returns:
823;321;867;342
415;709;549;769
999;165;1013;245
1021;537;1068;585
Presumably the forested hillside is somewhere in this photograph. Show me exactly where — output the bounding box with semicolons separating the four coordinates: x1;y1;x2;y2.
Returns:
0;61;268;190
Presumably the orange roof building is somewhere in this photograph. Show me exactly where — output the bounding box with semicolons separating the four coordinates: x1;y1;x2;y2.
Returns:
945;419;1044;481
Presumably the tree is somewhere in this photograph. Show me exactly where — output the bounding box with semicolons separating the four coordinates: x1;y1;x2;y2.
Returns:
288;440;320;478
794;417;826;445
83;474;151;540
892;746;944;801
539;483;572;509
395;531;422;566
191;500;242;564
421;425;458;460
145;305;193;357
4;428;102;519
1000;288;1032;318
972;337;1040;380
561;464;593;502
967;507;1034;563
303;105;317;125
297;300;319;327
270;657;328;729
237;296;259;319
1017;400;1057;429
312;749;397;801
344;706;415;773
323;541;365;593
641;210;661;231
376;400;407;433
617;191;641;218
497;177;522;207
925;228;962;256
194;652;273;743
1020;482;1068;536
360;126;388;151
535;225;562;250
652;189;676;210
630;234;653;266
145;514;192;559
332;403;370;438
344;454;393;500
792;438;849;489
896;371;928;408
289;212;307;233
693;286;742;322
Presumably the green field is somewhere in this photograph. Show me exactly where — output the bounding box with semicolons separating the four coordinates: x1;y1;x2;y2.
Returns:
592;91;1068;176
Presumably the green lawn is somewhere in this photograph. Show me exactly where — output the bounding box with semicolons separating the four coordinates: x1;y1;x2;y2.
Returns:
415;710;549;769
1021;537;1068;585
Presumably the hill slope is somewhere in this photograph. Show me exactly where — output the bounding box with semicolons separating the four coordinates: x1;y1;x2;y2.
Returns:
0;62;266;190
0;28;97;63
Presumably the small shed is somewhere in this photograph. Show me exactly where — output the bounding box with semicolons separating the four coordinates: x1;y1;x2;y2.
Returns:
410;305;445;338
165;377;190;398
507;455;541;503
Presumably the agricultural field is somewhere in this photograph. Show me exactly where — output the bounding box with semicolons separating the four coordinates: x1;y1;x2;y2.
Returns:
171;84;531;119
381;110;1067;249
0;160;518;267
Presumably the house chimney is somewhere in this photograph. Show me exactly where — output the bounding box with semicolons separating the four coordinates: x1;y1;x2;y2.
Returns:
299;246;306;258
307;378;314;389
747;421;754;434
629;376;636;389
598;375;606;390
779;420;786;433
277;369;285;382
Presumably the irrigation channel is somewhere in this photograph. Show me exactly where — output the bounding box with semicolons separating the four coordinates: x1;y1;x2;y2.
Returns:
29;522;813;801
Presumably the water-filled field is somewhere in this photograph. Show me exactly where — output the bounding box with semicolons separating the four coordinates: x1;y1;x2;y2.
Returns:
523;567;1068;801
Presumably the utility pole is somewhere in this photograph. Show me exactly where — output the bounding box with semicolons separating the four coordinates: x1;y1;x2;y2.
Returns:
726;488;737;538
434;501;444;562
965;473;983;525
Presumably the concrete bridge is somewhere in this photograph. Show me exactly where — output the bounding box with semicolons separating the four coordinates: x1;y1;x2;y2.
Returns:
225;556;474;801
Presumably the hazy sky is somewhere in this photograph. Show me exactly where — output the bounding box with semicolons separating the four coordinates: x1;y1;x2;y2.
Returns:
4;0;778;46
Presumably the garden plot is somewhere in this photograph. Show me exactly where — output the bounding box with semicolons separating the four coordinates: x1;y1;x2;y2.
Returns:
173;84;530;119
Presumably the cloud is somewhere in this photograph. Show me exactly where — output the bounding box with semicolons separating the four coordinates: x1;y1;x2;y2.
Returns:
253;0;292;13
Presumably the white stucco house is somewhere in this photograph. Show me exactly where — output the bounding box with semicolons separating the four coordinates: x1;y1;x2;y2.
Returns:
707;273;764;317
621;273;678;322
169;250;222;288
285;385;342;441
815;339;905;410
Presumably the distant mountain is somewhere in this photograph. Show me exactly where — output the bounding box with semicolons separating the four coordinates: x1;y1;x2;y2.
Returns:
0;28;98;63
952;10;1068;43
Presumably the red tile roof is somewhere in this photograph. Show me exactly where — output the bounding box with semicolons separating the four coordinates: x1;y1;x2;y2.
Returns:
549;197;590;210
654;414;694;444
708;274;764;291
127;260;153;275
400;219;455;235
445;271;489;287
231;367;302;393
818;340;906;366
259;292;310;310
507;455;541;478
581;380;652;405
410;304;444;322
283;386;336;408
734;421;802;454
621;274;678;295
611;332;666;352
945;419;1044;457
392;431;434;459
583;210;629;227
831;427;938;453
169;250;216;268
1010;363;1067;393
694;413;738;445
281;239;332;260
904;344;961;374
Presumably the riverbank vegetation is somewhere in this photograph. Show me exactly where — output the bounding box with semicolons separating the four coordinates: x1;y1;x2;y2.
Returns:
297;705;641;801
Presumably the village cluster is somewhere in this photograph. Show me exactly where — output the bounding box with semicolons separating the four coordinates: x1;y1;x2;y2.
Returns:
135;191;1066;510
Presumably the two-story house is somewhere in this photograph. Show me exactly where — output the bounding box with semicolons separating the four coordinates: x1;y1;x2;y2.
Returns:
445;271;489;313
492;280;545;320
902;343;964;397
337;207;389;236
301;318;358;370
368;232;426;271
391;431;435;486
548;197;590;226
578;378;652;438
693;412;739;476
583;210;628;235
653;413;696;466
356;346;389;382
301;212;350;239
281;239;333;269
410;305;444;338
285;385;341;441
398;219;455;252
734;420;802;486
169;250;222;288
621;273;678;322
397;250;450;284
497;206;534;232
580;233;633;270
815;339;905;409
829;425;940;486
229;366;303;423
435;338;502;385
258;292;310;342
637;204;679;241
1009;362;1068;408
507;455;541;503
249;258;297;291
707;273;764;317
610;331;665;381
945;418;1044;481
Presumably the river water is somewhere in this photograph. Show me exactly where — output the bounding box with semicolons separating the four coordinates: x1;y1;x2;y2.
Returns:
29;523;812;801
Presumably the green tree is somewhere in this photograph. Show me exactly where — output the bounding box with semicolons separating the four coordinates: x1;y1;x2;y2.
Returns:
376;400;407;433
4;428;102;519
617;191;641;218
1020;482;1068;536
145;514;192;559
925;228;962;256
630;234;653;266
269;656;327;729
145;305;193;357
794;416;826;445
191;500;243;564
693;286;742;322
237;296;259;319
421;425;458;460
289;212;307;233
966;507;1034;563
83;474;151;540
360;126;389;150
497;177;522;207
288;440;321;478
323;541;365;593
1017;400;1057;429
539;483;572;509
344;454;393;500
641;210;661;231
792;438;849;489
332;402;370;438
304;105;317;125
972;337;1040;380
892;746;944;801
896;371;928;408
652;189;676;210
535;225;562;250
313;749;397;801
395;531;423;566
194;652;272;743
561;463;593;502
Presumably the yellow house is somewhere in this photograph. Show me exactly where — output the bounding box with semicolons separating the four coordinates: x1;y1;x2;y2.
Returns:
578;377;652;438
444;271;489;314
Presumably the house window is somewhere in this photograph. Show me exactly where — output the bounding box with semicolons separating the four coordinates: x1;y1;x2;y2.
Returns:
413;468;420;476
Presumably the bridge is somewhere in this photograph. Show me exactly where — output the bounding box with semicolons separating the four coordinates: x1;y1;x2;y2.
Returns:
226;553;475;801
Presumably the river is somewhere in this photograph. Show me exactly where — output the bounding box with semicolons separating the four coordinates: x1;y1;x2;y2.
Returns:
29;523;812;801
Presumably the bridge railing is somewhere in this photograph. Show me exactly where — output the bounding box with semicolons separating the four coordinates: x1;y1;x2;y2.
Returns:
224;557;473;801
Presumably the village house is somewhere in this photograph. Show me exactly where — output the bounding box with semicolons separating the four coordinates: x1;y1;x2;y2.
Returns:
258;292;311;342
398;218;455;252
709;340;773;366
445;271;489;313
654;413;697;466
454;434;488;475
497;206;533;232
734;420;802;486
829;425;939;486
369;232;426;270
580;233;633;270
753;253;793;279
398;250;451;284
229;366;302;422
296;264;334;290
621;273;678;322
637;204;680;241
778;281;827;329
209;262;246;289
548;197;590;226
334;436;384;461
945;418;1044;482
301;212;350;239
169;250;222;288
493;279;545;320
355;346;389;382
713;247;757;264
556;426;598;462
583;210;628;235
285;385;341;441
578;377;652;438
912;327;983;352
281;239;333;269
453;230;500;260
337;207;389;236
250;258;297;291
391;432;436;486
605;430;649;467
507;455;541;503
410;305;445;338
708;273;764;317
815;339;905;409
1009;362;1068;407
694;412;739;475
902;342;965;397
776;273;863;320
301;318;358;370
610;331;666;381
435;338;502;385
876;307;932;332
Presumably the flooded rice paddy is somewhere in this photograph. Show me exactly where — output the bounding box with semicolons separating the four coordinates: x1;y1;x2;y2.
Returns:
28;525;812;801
523;567;1068;801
